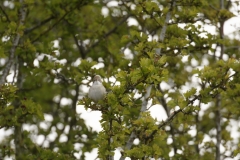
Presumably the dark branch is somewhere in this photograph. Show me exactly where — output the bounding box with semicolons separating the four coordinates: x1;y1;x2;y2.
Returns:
31;12;70;43
55;70;76;84
73;34;86;59
24;16;55;34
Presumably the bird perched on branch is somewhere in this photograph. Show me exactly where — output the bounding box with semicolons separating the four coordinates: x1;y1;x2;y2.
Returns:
88;75;106;102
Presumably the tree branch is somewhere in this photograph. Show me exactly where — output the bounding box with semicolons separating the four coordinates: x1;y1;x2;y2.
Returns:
0;4;11;23
215;94;221;160
157;86;170;117
14;39;25;160
157;85;178;154
215;0;224;159
120;85;152;160
156;0;176;56
0;0;27;85
141;85;152;112
66;84;79;153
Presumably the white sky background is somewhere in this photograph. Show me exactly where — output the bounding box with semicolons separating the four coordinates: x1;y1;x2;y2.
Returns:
1;1;240;160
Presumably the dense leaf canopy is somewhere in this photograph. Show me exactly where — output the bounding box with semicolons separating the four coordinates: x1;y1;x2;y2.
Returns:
0;0;240;159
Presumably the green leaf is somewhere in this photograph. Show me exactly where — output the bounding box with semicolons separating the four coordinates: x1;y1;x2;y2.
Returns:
184;88;197;99
140;58;152;74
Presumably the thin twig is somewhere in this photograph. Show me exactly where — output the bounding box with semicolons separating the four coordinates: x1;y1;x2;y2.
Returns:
0;4;11;22
146;109;183;141
85;15;130;53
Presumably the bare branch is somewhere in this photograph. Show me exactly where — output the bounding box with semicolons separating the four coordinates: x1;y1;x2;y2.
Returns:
0;0;27;85
55;70;76;84
156;0;176;56
157;85;178;154
141;85;152;112
120;132;137;160
157;85;170;116
220;0;224;9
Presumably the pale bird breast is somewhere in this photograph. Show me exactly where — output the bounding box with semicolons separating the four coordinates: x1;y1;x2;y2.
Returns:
88;84;106;102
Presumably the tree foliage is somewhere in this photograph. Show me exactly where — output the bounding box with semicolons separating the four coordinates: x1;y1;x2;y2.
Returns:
0;0;240;159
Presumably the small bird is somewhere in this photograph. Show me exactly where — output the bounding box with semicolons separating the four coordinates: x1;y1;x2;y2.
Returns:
88;75;106;102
